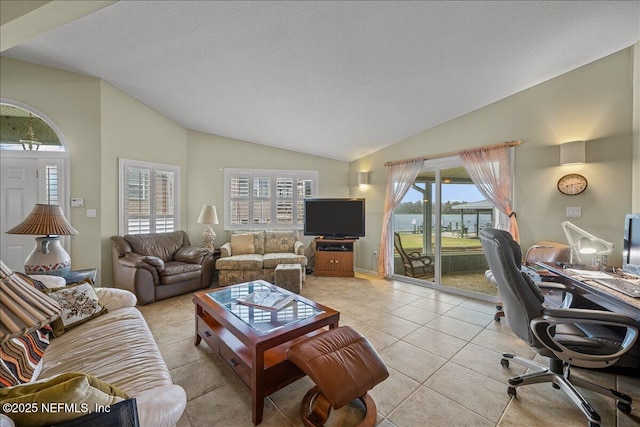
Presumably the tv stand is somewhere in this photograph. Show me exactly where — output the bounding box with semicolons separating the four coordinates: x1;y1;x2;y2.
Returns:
314;239;355;277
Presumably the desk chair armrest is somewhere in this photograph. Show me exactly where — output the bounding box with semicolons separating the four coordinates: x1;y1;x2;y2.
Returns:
531;309;639;368
537;281;573;308
537;281;567;292
543;308;640;328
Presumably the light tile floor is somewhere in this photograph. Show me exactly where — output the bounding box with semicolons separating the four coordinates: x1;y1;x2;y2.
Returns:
139;273;640;427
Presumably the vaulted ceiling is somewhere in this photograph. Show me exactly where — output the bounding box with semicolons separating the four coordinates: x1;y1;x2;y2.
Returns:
2;1;639;161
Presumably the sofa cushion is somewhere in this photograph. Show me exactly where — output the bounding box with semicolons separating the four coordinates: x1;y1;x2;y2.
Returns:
216;254;264;270
232;231;265;255
43;280;108;337
262;253;308;268
40;307;175;397
160;262;202;285
144;256;165;271
175;246;209;264
0;326;52;387
124;231;186;262
264;231;296;253
0;372;128;427
27;274;66;289
231;233;255;255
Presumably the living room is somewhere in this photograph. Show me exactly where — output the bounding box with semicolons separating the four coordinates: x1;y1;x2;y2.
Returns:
1;1;640;427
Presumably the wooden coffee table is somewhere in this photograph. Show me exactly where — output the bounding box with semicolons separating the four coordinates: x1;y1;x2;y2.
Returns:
193;280;340;425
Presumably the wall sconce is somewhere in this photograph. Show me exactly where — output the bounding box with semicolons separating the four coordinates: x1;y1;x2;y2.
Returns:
560;141;585;165
357;171;369;186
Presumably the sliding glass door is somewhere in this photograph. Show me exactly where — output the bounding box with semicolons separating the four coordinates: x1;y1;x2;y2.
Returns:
392;157;497;298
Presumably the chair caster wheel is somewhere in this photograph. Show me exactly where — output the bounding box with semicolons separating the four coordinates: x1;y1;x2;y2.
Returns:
494;314;501;322
552;383;560;389
616;401;632;414
507;387;516;397
588;422;600;427
501;359;509;368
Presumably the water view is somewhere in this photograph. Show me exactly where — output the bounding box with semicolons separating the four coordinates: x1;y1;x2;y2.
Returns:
394;213;493;233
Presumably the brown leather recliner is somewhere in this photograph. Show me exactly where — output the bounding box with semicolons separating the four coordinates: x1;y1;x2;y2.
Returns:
111;230;215;305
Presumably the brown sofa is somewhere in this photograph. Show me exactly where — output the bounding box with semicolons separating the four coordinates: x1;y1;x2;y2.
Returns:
111;230;215;305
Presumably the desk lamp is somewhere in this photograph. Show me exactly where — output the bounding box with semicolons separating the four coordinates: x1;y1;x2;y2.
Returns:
561;221;614;266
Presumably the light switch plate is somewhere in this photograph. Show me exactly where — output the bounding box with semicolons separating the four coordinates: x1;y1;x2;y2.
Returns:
71;198;84;207
566;206;581;217
86;209;97;218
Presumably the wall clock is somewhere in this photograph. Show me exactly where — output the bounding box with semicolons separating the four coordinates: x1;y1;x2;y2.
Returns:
557;173;588;195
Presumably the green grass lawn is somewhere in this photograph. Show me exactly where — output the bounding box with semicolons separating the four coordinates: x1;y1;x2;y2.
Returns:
397;232;482;251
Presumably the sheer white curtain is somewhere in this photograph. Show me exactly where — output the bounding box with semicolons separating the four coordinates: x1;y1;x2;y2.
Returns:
378;157;424;278
459;145;520;242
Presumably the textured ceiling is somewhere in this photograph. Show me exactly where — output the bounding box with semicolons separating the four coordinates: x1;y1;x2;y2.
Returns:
3;1;639;161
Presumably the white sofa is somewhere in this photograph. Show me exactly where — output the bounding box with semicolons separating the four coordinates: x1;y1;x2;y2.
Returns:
1;282;186;427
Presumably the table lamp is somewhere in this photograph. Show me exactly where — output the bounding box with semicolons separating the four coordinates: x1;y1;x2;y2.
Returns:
0;261;61;344
197;205;219;251
5;204;78;276
561;221;614;266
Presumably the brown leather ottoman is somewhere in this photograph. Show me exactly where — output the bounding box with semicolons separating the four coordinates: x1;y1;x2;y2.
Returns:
287;326;389;427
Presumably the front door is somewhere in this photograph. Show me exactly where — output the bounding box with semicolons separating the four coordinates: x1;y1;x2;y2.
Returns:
1;157;38;271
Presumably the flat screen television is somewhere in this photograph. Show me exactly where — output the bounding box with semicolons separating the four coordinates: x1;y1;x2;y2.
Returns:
622;212;640;277
304;198;365;239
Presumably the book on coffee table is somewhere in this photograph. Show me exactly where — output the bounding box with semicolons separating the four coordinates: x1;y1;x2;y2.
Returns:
236;289;295;311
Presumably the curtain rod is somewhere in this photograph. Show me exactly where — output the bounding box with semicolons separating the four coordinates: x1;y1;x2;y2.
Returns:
383;140;522;167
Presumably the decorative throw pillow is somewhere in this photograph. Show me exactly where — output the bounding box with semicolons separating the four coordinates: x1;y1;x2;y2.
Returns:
14;272;47;291
231;233;255;255
232;231;265;254
0;372;129;427
43;279;107;337
27;274;67;289
0;326;52;387
265;230;296;253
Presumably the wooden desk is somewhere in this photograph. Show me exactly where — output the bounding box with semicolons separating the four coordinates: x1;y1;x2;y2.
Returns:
537;262;640;322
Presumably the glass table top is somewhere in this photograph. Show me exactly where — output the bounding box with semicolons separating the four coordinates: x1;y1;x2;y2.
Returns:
206;280;324;334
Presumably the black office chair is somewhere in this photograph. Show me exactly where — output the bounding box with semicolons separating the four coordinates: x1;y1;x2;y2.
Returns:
479;228;639;427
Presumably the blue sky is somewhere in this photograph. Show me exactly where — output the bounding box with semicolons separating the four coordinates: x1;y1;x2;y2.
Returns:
403;183;483;203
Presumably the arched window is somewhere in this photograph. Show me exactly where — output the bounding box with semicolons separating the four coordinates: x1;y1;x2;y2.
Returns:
0;103;65;152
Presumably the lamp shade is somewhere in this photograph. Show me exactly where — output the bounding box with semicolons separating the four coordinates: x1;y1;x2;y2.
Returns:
560;141;585;165
6;204;78;236
5;204;77;276
0;261;61;344
197;205;219;225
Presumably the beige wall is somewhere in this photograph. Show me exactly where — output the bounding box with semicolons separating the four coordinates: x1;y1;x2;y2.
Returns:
1;57;103;276
186;130;349;248
350;47;635;270
100;82;189;285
